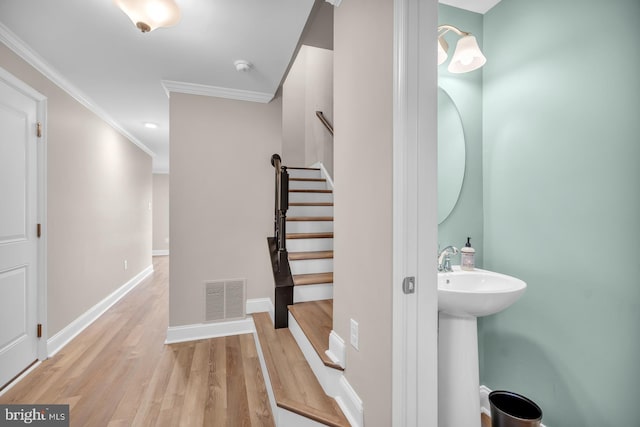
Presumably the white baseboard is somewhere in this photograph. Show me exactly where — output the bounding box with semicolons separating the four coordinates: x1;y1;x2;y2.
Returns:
288;313;363;427
325;330;346;369
47;264;154;357
165;298;273;344
152;249;169;256
480;385;547;427
0;361;42;398
165;318;255;344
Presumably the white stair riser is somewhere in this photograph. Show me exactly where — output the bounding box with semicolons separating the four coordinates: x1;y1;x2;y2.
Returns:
287;169;322;179
290;259;333;275
293;283;333;303
289;180;328;190
287;221;334;234
289;192;333;203
288;205;333;217
287;238;334;252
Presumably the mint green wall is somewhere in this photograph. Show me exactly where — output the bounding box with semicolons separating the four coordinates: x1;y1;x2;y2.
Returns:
481;1;640;426
437;5;484;266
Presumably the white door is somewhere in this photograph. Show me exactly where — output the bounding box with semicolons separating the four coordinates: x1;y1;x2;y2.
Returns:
0;72;40;388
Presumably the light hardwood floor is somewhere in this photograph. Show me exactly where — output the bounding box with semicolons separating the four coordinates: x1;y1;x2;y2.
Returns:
0;256;275;427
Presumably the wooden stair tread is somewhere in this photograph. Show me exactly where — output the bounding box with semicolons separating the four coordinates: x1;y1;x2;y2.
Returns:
289;189;333;193
290;178;326;182
287;167;321;171
293;272;333;286
287;216;334;222
289;202;334;207
289;300;343;371
289;251;334;261
287;232;333;239
253;312;350;427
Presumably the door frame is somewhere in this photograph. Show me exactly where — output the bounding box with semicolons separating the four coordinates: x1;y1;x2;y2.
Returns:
0;66;48;361
392;0;438;426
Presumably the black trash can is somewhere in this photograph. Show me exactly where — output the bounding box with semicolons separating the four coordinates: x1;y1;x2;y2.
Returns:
489;390;542;427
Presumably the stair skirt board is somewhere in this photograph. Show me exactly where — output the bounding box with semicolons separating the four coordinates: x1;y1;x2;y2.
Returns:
310;162;335;191
288;313;364;427
290;258;334;275
294;283;333;303
287;238;334;252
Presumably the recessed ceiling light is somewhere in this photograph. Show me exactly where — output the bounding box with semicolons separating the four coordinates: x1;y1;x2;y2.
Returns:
144;122;158;129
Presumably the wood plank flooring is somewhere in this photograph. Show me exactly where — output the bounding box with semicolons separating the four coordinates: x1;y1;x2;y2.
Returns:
0;256;274;427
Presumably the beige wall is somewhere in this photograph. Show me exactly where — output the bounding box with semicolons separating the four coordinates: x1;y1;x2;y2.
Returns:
169;93;282;327
283;45;334;173
333;0;394;425
0;44;153;337
152;173;170;253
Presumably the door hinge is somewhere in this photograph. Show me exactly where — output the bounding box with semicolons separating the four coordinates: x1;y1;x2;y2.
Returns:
37;122;42;138
37;324;42;338
37;223;42;238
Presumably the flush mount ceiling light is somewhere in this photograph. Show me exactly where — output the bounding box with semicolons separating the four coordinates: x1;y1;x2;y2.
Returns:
438;24;486;73
114;0;181;33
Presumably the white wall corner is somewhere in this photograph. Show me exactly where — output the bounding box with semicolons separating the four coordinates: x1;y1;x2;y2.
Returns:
325;330;346;369
152;249;169;256
47;264;154;357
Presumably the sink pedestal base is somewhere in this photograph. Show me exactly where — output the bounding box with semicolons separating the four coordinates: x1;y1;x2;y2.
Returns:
438;312;481;427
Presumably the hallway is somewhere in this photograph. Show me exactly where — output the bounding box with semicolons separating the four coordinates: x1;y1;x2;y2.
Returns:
0;257;275;426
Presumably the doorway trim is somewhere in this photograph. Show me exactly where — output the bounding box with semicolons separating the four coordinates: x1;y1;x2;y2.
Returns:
392;0;438;426
0;66;48;361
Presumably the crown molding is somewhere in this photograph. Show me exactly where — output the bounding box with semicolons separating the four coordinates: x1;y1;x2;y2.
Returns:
161;80;274;104
0;22;155;157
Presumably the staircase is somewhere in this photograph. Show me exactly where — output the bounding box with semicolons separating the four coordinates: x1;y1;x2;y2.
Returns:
256;159;353;426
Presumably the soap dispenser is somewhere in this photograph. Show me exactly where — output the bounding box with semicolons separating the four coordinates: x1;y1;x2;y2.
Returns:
461;237;475;271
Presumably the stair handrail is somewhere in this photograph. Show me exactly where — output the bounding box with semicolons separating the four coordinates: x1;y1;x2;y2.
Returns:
315;111;334;136
271;154;289;271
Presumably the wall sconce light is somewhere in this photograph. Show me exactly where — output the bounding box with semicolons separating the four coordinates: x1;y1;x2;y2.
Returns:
438;24;486;73
114;0;181;33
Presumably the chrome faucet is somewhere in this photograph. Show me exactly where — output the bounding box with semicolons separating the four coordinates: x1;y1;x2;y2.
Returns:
438;246;459;272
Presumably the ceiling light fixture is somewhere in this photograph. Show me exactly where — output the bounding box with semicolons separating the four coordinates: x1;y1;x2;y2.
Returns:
114;0;181;33
437;24;486;73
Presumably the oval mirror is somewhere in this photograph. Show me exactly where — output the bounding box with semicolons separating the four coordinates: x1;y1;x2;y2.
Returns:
437;87;466;224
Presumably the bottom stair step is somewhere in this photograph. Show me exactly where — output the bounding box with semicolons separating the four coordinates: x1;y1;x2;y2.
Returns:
289;300;342;371
253;312;350;427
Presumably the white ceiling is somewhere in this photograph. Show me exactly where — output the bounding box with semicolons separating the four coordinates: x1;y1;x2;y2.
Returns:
0;0;497;172
0;0;315;172
439;0;502;14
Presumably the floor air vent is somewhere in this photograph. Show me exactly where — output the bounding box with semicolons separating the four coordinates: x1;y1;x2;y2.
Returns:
204;279;246;322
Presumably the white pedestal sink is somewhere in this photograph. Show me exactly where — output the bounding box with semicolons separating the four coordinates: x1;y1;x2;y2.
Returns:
438;266;526;427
